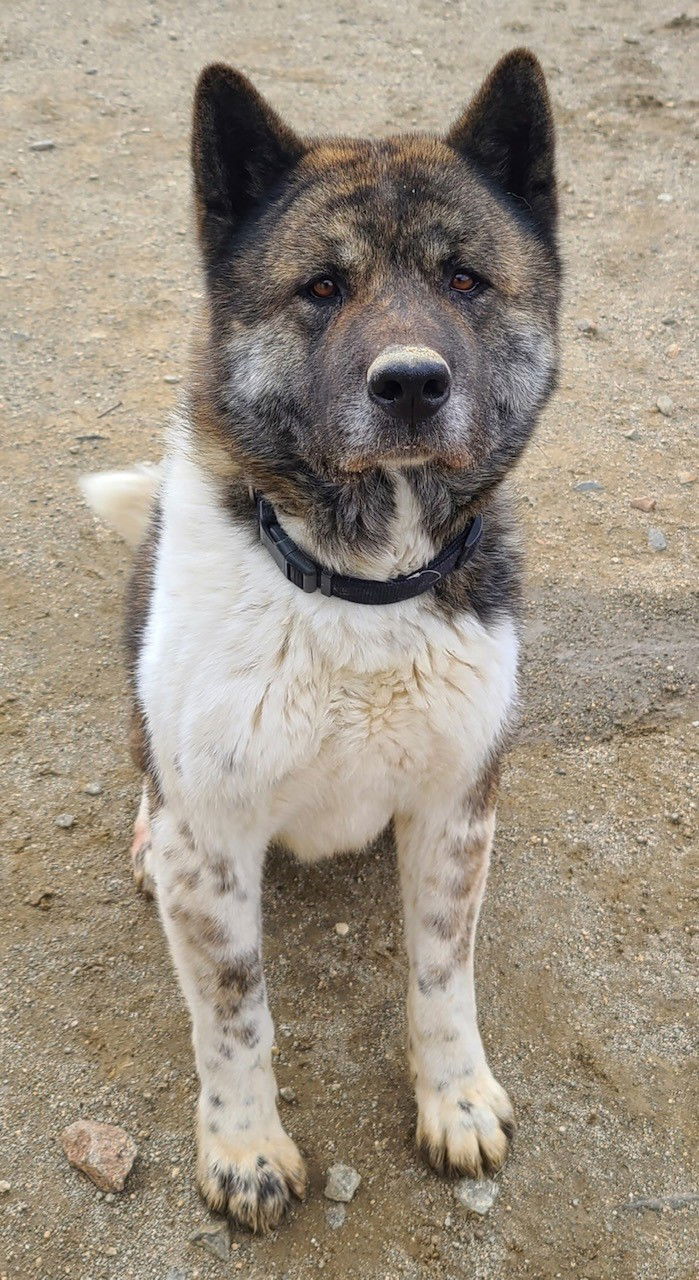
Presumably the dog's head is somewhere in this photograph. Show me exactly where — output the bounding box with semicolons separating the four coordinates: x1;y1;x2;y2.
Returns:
191;50;560;501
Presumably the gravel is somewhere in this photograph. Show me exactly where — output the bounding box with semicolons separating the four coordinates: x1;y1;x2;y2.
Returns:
60;1120;137;1193
325;1203;347;1229
189;1222;230;1260
453;1179;499;1215
324;1164;362;1203
647;528;668;552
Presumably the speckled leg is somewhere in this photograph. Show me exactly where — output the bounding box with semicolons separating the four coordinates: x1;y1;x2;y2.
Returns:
396;782;514;1178
151;806;305;1232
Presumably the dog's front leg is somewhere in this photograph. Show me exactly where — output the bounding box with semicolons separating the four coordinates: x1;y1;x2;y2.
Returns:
153;807;305;1231
396;773;514;1178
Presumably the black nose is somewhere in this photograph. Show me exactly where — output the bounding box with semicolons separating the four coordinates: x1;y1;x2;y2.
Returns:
367;347;452;423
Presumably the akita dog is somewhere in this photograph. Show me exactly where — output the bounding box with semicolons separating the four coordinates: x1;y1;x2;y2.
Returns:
82;48;560;1232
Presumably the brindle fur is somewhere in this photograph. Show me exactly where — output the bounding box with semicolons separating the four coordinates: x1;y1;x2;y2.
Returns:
181;47;559;609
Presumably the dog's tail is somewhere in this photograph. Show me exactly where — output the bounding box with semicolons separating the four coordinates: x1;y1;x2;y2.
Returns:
79;463;161;549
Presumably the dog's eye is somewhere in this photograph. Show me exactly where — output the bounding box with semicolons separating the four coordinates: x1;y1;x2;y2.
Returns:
450;271;480;293
308;277;340;301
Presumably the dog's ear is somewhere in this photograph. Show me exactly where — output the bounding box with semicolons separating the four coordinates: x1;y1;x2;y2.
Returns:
446;49;557;236
191;63;304;263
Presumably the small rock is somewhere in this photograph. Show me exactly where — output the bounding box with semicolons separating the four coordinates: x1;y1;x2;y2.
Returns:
60;1120;137;1192
0;1180;11;1194
622;1193;699;1213
454;1178;499;1215
647;528;667;552
677;471;696;485
661;315;677;325
577;320;598;336
665;12;697;28
279;1086;297;1104
29;139;56;151
324;1163;361;1203
326;1202;347;1229
24;889;55;910
190;1223;230;1261
630;497;656;512
657;192;673;203
655;394;674;416
334;921;350;936
55;813;75;829
84;781;103;796
623;428;640;440
573;480;604;493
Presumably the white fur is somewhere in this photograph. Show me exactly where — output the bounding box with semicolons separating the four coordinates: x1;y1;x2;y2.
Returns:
140;445;517;852
84;427;519;1225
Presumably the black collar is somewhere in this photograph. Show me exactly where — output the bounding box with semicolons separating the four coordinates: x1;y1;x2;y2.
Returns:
256;494;483;606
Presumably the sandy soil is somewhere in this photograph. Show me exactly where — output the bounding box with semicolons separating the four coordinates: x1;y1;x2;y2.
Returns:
1;2;697;1277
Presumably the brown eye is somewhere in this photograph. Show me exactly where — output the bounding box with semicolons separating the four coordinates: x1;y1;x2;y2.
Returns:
450;271;479;293
309;277;339;300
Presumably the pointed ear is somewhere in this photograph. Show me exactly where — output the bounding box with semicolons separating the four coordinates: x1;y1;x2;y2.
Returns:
191;63;304;263
446;49;557;236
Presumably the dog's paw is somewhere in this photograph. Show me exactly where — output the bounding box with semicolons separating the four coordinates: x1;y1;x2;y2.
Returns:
416;1070;514;1178
196;1124;306;1233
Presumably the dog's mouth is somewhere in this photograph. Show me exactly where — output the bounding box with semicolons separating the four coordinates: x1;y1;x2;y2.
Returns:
339;442;475;475
341;444;432;473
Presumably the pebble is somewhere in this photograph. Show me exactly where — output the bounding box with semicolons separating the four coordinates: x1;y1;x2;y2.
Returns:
0;1181;11;1194
623;428;640;440
577;320;598;336
24;889;55;910
647;528;667;552
325;1202;347;1229
84;781;103;795
454;1178;499;1215
163;374;180;384
677;471;696;485
573;480;604;493
29;139;56;151
55;813;75;829
279;1086;297;1104
655;394;674;416
60;1120;137;1192
630;497;656;512
190;1223;230;1260
324;1163;361;1202
622;1193;699;1212
334;921;350;936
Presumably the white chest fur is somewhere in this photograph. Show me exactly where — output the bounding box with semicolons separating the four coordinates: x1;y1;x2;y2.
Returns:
138;450;519;861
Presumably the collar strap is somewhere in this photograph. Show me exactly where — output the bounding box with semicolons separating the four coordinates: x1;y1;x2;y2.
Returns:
256;495;483;606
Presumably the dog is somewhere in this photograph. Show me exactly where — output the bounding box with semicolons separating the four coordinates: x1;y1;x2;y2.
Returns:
81;48;560;1232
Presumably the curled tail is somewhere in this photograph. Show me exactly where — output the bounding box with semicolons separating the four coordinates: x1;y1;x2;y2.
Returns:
79;464;161;548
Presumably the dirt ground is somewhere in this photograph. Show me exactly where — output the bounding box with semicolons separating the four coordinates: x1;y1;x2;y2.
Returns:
1;1;697;1277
